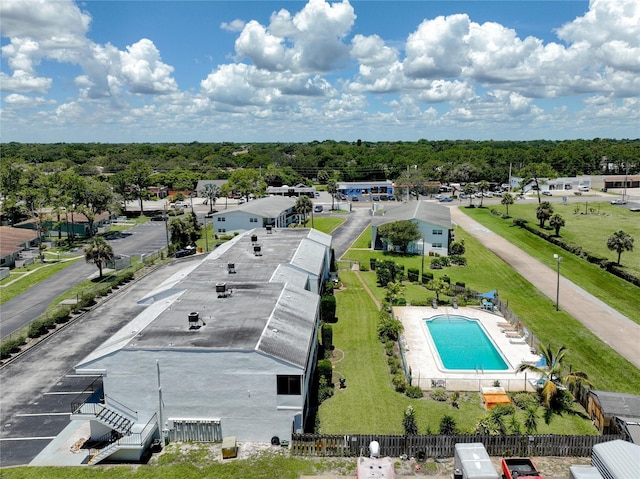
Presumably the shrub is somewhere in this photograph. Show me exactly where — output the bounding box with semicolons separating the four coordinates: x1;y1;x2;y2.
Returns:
430;258;444;269
439;415;457;435
431;387;448;402
421;272;433;283
318;376;334;403
393;374;407;393
392;297;407;306
407;268;419;282
317;359;333;384
359;262;370;272
384;341;395;356
0;335;26;359
405;385;424;398
320;295;337;322
369;258;377;270
449;255;467;266
511;392;540;410
321;324;333;351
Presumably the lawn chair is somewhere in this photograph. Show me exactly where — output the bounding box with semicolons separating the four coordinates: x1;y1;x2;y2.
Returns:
452;297;458;309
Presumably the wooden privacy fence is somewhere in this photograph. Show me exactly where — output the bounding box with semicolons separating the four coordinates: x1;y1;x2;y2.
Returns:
290;434;624;458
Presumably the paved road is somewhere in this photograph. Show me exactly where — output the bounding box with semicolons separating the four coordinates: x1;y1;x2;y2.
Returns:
0;256;202;467
449;206;640;369
330;206;371;259
1;221;170;340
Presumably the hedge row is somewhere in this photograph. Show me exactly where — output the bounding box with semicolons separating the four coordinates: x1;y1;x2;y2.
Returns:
512;218;640;287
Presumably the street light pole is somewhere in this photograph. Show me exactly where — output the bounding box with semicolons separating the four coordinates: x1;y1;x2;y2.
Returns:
554;253;563;311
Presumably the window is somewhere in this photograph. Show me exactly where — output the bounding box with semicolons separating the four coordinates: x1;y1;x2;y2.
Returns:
250;217;258;223
433;243;442;248
432;229;443;235
277;375;301;395
217;217;226;222
217;228;226;233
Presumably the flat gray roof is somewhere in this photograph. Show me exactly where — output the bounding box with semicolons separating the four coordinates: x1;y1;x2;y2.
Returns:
78;228;327;369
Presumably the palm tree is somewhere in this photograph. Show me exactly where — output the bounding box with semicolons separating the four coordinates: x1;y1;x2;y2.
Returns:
295;195;313;226
84;236;114;279
536;201;554;228
201;183;220;213
477;180;489;207
523;405;539;434
463;183;476;207
501;192;514;217
607;230;634;265
549;213;565;236
517;343;591;409
426;278;447;304
327;179;337;211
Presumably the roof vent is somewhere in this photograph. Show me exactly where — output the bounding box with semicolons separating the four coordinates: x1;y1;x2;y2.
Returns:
251;234;258;243
253;244;262;256
266;225;273;234
227;263;236;274
216;282;232;298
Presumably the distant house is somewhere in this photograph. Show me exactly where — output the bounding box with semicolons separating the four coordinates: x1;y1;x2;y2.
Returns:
14;211;114;239
266;184;316;198
371;201;453;256
0;226;41;268
69;228;331;463
587;390;640;441
211;196;297;233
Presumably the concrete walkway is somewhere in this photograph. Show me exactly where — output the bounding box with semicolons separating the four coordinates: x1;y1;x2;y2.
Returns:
450;207;640;370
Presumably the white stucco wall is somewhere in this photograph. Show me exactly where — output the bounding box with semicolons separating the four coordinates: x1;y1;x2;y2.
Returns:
82;349;307;442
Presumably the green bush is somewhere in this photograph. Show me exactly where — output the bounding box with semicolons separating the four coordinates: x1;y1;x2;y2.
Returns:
317;359;333;384
407;268;419;282
359;262;370;272
431;387;448;401
421;272;433;283
51;306;72;324
320;295;337;322
0;335;26;359
392;374;407;393
449;255;467;266
384;341;395;356
405;385;424;398
321;324;333;351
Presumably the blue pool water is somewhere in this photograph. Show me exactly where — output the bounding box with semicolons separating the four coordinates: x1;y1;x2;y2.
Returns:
425;315;509;370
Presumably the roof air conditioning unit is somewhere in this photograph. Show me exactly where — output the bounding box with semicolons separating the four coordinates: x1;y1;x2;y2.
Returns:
227;263;236;274
253;245;262;256
266;225;273;234
216;282;226;293
251;234;258;243
188;312;200;329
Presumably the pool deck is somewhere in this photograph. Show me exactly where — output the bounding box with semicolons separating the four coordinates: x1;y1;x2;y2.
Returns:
393;306;542;392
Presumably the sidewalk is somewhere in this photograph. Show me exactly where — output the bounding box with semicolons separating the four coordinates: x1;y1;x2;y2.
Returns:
450;207;640;369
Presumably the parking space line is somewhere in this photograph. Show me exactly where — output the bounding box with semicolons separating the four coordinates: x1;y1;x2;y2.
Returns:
0;437;57;441
44;392;85;395
15;413;70;417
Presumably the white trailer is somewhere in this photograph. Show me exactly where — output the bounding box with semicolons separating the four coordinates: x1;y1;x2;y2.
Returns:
453;443;500;479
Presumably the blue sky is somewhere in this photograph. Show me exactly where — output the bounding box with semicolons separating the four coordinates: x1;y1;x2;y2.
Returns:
1;0;638;143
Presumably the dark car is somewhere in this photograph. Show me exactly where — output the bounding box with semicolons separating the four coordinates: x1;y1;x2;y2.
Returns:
314;205;323;213
372;196;380;201
151;214;168;221
175;246;196;258
439;196;453;202
351;196;359;201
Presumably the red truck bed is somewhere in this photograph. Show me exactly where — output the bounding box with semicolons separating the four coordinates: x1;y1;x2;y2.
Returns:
501;458;544;479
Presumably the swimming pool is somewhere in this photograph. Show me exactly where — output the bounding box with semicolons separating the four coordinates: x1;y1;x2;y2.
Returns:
425;315;509;370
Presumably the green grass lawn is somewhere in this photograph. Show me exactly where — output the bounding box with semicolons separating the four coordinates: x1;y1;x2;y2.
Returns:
341;227;640;394
494;201;640;277
311;216;347;234
0;259;81;305
460;206;639;324
319;270;598;435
